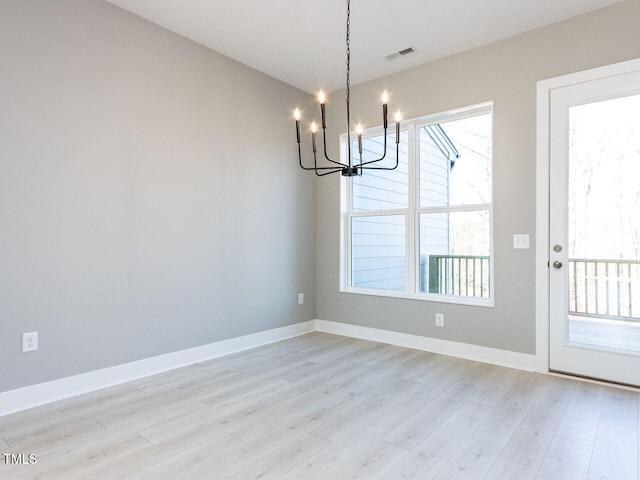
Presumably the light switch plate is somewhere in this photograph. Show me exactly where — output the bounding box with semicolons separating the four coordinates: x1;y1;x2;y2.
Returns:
513;234;530;249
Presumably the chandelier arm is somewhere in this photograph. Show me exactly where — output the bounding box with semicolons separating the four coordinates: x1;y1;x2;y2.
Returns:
321;126;349;167
314;142;345;171
359;142;400;171
315;167;344;176
298;144;347;170
298;143;314;170
352;127;389;168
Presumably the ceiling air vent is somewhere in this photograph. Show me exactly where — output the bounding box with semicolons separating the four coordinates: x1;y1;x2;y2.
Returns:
383;47;415;61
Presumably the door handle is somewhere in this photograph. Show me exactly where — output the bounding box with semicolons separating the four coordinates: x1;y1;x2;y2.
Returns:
553;261;563;269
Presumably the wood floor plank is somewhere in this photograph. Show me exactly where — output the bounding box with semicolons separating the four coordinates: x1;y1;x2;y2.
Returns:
138;401;274;444
330;441;410;480
9;430;150;480
227;433;331;480
456;361;499;387
196;377;295;406
384;381;478;450
140;406;328;480
191;370;259;396
429;356;480;383
397;350;440;378
5;419;106;455
472;373;548;448
432;437;502;480
237;350;312;377
289;333;348;354
277;358;342;384
396;375;454;410
310;378;414;443
587;411;638;480
535;376;577;411
281;405;415;480
362;344;419;367
602;386;638;418
383;401;493;479
129;432;248;480
230;406;335;446
305;337;362;364
483;404;564;480
258;365;366;410
339;369;407;407
469;366;523;407
535;436;591;480
0;401;60;435
269;372;371;414
131;371;199;394
0;384;147;447
110;400;211;435
555;381;605;446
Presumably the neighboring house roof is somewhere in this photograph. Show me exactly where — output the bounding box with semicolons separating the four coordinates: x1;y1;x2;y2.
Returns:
422;124;460;168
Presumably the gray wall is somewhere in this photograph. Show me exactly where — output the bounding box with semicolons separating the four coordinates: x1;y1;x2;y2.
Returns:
0;0;315;393
317;0;640;355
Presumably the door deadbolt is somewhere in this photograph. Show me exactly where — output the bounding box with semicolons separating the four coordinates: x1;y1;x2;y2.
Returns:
553;261;563;269
553;245;563;252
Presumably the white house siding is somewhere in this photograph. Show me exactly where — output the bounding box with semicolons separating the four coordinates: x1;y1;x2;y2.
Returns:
419;127;452;292
351;133;408;291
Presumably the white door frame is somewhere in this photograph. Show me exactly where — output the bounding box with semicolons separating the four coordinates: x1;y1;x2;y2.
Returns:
535;57;640;374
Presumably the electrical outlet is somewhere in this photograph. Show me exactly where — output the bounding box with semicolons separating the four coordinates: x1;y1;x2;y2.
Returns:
435;313;444;327
22;331;38;352
298;293;304;305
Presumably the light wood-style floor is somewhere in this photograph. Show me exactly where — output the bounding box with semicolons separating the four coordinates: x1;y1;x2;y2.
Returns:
1;332;638;479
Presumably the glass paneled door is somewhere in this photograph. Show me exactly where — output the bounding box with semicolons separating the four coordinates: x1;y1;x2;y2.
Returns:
549;68;640;386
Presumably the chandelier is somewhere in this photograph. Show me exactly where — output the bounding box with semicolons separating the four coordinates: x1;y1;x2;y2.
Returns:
294;0;401;177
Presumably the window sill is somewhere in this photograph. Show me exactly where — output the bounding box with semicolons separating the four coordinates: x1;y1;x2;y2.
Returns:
339;287;495;308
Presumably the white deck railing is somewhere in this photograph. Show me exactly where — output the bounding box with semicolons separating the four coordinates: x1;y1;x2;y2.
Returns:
569;258;640;321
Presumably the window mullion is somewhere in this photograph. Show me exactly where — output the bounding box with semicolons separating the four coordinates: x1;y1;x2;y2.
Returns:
416;203;492;215
350;208;407;217
407;123;417;294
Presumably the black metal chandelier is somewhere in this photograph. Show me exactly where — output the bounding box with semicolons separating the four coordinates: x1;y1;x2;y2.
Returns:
294;0;401;177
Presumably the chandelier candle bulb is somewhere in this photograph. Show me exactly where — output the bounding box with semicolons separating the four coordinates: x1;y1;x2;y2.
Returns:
294;108;301;143
356;124;363;154
311;122;318;152
319;91;327;129
382;90;389;128
395;111;401;144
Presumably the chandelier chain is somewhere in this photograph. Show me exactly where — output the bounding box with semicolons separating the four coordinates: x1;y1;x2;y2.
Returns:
346;0;350;105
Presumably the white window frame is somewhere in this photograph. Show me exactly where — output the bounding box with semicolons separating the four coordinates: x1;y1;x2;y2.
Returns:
340;102;494;307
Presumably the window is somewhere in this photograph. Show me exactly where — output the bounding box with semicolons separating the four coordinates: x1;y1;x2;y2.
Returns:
341;103;493;306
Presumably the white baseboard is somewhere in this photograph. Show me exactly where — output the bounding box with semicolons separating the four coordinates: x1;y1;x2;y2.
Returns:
0;321;315;417
0;318;536;417
315;319;536;372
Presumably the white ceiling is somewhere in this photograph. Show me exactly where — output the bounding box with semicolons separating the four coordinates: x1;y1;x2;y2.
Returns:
105;0;626;94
